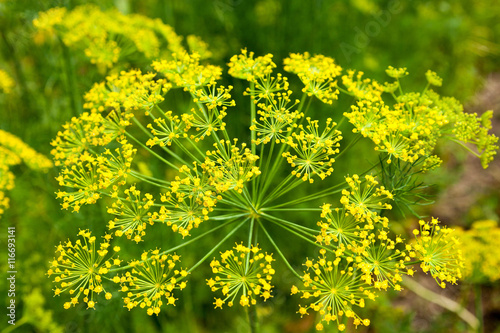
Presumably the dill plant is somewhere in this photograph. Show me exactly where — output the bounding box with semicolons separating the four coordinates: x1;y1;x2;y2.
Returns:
47;47;498;332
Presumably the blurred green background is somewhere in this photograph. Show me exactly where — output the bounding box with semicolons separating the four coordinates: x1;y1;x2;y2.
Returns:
1;0;499;332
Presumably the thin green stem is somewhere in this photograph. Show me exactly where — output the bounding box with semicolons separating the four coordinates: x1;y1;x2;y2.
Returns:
129;170;170;188
245;218;256;275
261;172;296;204
475;284;484;333
246;303;258;333
132;117;190;165
263;208;322;212
59;37;82;116
1;317;27;333
124;131;179;170
402;277;479;331
187;218;248;273
266;156;384;209
257;94;312;203
261;212;318;235
258;220;302;280
265;185;344;209
335;133;362;160
449;139;481;158
264;217;337;256
250;81;257;155
208;213;249;221
262;175;304;206
256;140;276;204
219;196;249;210
335;84;353;96
109;218;240;273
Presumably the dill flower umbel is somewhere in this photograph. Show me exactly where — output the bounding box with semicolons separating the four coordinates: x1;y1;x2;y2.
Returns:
34;5;208;72
47;230;120;309
412;218;464;288
116;250;188;315
292;249;374;331
47;43;497;329
283;52;341;104
455;220;500;283
340;174;393;224
207;243;274;308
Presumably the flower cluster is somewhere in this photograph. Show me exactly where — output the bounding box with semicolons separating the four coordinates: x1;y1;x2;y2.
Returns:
48;46;496;331
291;249;374;331
115;250;188;315
47;230;121;309
0;129;53;217
342;68;498;169
340;174;393;224
412;218;463;288
454;220;500;283
33;5;209;72
283;117;342;182
207;243;274;308
228;49;275;81
107;185;155;243
0;69;15;94
284;52;341;104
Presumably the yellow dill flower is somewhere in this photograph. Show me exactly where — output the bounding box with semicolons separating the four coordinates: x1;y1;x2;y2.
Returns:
0;162;14;192
146;111;190;147
204;139;261;193
117;250;188;315
153;52;222;90
32;7;67;38
292;250;374;331
317;205;364;248
193;84;235;111
385;66;409;79
451;109;498;169
84;69;171;114
228;49;276;81
50;112;114;166
0;69;15;94
283;52;342;104
425;70;443;87
283;117;342;182
34;5;196;71
343;69;498;169
341;70;384;102
244;72;290;104
47;48;497;325
454;220;500;283
0;130;53;170
208;243;274;308
107;185;155;243
412;218;463;288
340;175;392;223
47;230;120;309
356;231;410;291
250;90;301;145
158;163;219;237
186;35;212;60
55;138;135;212
181;84;234;141
0;130;52;218
0;190;9;216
